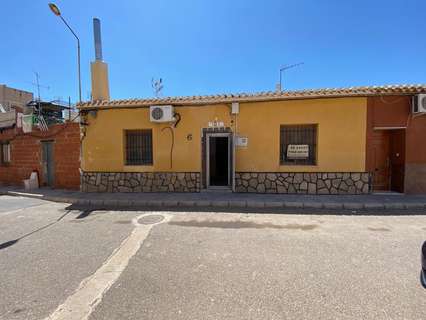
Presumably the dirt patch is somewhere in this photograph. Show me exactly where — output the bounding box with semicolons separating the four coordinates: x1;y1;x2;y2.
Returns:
368;227;391;232
114;220;132;224
169;219;317;230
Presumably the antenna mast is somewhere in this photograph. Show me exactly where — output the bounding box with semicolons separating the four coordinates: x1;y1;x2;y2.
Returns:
31;72;50;101
278;62;304;92
151;78;164;98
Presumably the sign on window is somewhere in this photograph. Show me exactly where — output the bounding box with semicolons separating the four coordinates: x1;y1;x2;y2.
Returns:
287;144;309;159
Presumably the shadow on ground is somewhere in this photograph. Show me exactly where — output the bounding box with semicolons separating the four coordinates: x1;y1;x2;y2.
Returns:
0;211;72;250
64;203;426;216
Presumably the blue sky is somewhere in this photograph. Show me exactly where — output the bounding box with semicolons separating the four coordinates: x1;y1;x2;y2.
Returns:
1;0;425;103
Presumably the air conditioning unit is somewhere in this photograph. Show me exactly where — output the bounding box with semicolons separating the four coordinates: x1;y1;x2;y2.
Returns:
149;105;175;123
413;94;426;114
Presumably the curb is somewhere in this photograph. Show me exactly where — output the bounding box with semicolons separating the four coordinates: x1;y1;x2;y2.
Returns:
2;190;426;212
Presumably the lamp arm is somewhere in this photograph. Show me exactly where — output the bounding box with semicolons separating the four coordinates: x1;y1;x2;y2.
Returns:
59;15;80;43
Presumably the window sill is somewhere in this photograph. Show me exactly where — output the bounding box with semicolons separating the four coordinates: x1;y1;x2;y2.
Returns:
123;165;154;172
280;163;318;167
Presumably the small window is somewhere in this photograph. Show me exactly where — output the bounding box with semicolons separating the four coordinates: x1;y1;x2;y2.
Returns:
280;124;317;165
125;130;153;165
1;142;11;165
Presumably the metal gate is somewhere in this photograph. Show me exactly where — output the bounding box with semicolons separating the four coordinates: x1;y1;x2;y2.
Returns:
41;141;55;187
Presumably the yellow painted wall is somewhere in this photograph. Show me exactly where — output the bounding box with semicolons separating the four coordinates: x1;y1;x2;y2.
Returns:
81;97;367;173
236;98;367;172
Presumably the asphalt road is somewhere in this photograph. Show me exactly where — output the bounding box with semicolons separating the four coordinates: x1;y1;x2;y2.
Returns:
0;195;425;320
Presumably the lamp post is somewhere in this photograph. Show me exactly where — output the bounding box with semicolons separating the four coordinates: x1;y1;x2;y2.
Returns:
48;3;82;103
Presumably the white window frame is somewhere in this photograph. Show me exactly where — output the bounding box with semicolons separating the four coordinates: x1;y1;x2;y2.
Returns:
1;142;11;164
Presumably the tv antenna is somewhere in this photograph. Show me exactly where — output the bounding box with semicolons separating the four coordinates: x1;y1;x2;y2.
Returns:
28;72;50;101
151;78;164;98
277;62;304;92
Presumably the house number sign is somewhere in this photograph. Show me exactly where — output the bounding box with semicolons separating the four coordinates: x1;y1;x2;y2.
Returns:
208;120;225;128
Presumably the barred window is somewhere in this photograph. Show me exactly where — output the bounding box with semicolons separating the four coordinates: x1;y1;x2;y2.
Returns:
280;125;317;165
1;142;11;165
125;130;153;165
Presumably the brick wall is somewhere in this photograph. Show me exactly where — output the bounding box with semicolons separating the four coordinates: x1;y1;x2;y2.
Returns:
0;123;80;189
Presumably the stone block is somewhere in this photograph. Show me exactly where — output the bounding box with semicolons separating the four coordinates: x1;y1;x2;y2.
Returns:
264;202;284;208
364;203;385;210
362;184;369;194
323;202;343;209
257;184;266;193
246;201;265;208
241;173;251;180
317;188;330;195
249;178;258;188
284;201;303;208
288;184;297;194
212;201;229;208
294;173;303;183
304;202;323;209
343;203;364;210
277;185;287;193
351;173;361;181
229;201;246;208
266;173;277;181
178;200;195;207
384;203;405;210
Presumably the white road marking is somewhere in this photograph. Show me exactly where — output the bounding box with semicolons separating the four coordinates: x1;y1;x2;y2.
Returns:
44;212;171;320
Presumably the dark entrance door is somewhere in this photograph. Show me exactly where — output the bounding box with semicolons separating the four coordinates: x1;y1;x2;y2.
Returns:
370;129;406;193
208;136;229;186
371;130;390;191
389;130;405;193
41;141;55;187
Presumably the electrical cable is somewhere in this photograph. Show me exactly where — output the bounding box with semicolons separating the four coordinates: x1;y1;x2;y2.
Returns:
161;126;174;169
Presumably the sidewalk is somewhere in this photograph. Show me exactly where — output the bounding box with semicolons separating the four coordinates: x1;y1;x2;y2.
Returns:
2;186;426;211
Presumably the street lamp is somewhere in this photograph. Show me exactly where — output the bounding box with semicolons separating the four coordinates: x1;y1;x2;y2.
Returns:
48;3;82;103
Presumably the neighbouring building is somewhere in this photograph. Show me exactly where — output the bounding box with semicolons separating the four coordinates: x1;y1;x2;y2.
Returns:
0;98;80;190
78;85;426;194
0;85;33;112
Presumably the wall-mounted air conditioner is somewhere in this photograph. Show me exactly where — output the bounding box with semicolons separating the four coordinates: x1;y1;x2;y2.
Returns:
149;105;175;123
413;94;426;114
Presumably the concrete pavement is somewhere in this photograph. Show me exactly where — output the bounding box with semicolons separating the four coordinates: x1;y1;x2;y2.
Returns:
1;195;425;319
0;196;136;320
89;213;426;320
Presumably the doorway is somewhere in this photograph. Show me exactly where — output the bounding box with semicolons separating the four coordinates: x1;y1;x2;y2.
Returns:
41;141;55;187
206;133;232;188
370;129;405;192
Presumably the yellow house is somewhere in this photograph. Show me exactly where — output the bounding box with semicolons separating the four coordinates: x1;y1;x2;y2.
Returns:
79;84;374;194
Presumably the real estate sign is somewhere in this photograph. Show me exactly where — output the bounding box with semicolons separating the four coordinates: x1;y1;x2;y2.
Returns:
287;144;309;159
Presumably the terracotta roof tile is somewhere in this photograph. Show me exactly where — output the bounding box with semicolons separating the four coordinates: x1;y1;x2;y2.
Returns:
78;84;426;109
